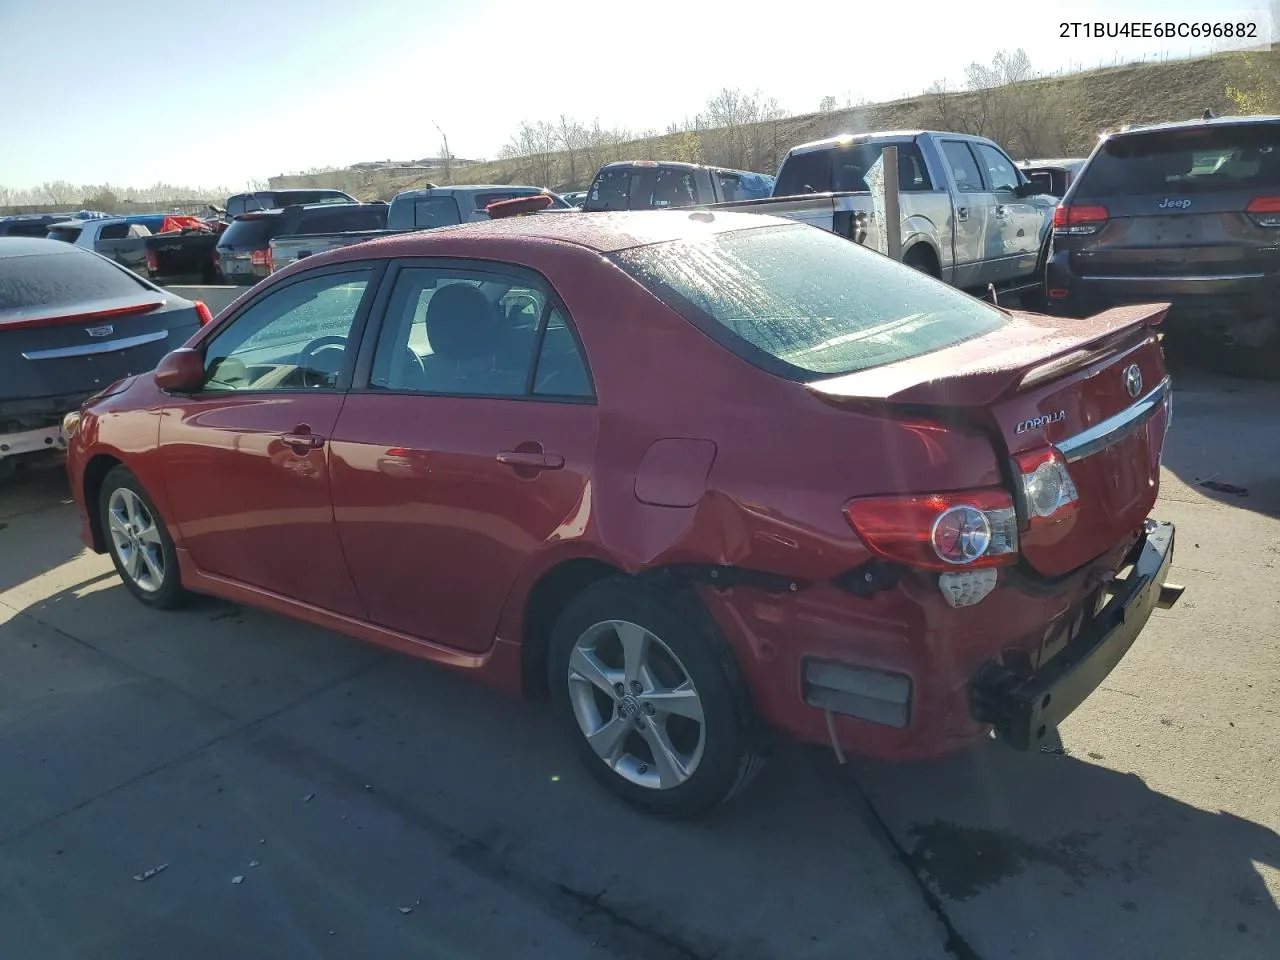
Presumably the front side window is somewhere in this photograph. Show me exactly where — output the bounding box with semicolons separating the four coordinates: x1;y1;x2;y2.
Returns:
369;266;591;399
975;143;1020;192
614;223;1006;378
201;270;371;392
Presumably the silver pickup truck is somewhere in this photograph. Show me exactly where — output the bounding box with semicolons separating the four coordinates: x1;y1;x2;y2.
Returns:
710;130;1058;298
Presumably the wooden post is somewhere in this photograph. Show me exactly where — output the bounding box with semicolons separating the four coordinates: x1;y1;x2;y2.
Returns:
882;145;902;261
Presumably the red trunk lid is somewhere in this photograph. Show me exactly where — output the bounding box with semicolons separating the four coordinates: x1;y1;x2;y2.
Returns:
808;303;1172;576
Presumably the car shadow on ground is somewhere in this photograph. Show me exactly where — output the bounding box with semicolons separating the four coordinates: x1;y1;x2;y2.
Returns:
7;568;1277;958
1161;360;1280;519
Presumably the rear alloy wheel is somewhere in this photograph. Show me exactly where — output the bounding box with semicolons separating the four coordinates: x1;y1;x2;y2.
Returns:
100;466;188;609
549;579;764;817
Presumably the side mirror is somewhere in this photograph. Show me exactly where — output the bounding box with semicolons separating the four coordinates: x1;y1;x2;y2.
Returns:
154;348;205;392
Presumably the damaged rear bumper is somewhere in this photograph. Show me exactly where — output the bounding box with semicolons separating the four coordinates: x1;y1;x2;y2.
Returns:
970;520;1178;750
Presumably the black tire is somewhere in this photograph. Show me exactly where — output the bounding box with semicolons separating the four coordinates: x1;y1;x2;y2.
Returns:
99;465;189;610
1018;236;1053;313
548;577;765;818
903;246;938;277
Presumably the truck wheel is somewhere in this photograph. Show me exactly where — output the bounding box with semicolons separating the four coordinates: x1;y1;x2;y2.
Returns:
548;578;765;818
1019;236;1053;312
903;246;939;278
99;466;189;610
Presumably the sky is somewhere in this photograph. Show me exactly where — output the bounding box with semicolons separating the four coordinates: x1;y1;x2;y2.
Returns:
0;0;1272;192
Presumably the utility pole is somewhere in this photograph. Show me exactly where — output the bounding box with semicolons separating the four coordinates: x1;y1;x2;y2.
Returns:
432;121;452;184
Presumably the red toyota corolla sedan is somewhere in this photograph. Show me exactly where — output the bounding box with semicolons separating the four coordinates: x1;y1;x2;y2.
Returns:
64;211;1181;816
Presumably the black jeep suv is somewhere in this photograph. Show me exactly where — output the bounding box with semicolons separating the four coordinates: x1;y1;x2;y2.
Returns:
1045;115;1280;375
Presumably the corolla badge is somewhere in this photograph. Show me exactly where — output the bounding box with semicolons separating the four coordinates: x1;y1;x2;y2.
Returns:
1157;198;1192;209
85;324;114;337
1015;410;1066;434
1124;363;1143;398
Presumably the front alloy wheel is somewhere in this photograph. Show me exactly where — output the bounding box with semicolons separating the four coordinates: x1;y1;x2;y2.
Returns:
99;465;188;609
107;487;166;593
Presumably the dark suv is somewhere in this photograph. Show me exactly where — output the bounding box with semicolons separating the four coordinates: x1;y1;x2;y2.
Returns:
1046;116;1280;372
216;203;389;284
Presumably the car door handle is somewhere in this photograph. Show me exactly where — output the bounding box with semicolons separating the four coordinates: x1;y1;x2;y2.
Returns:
497;450;565;470
956;207;969;221
994;205;1008;218
282;430;325;450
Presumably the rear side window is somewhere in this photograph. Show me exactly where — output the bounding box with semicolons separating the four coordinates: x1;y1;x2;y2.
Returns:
1077;123;1280;197
585;168;633;211
297;206;388;233
941;142;985;192
775;150;831;196
226;196;247;219
0;250;147;314
613;223;1006;378
219;217;282;248
650;169;699;208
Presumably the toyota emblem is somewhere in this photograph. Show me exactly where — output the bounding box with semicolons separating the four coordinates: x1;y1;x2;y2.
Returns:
1123;364;1143;399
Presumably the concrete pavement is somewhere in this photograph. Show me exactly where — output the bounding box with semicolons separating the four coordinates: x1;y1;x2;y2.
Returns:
0;370;1276;959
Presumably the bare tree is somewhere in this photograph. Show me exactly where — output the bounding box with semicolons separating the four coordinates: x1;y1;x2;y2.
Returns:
432;121;453;184
42;180;76;205
819;95;837;113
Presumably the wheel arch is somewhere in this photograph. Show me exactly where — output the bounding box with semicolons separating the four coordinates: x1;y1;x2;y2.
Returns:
82;453;124;553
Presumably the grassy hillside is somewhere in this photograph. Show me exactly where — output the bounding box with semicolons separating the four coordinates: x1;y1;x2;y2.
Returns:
272;49;1278;199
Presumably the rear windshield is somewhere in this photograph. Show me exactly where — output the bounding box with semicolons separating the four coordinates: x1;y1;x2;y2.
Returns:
0;250;147;314
613;223;1006;378
413;196;462;229
716;171;775;202
219;216;283;248
775;142;933;196
1;220;56;238
47;225;83;243
294;205;388;234
1078;123;1280;197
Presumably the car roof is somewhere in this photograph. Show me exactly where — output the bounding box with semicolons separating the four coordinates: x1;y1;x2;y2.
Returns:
1109;114;1280;137
321;209;793;261
787;131;944;155
396;185;549;199
0;236;89;259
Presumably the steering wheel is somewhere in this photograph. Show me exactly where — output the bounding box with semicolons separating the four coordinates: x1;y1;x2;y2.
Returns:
297;335;348;388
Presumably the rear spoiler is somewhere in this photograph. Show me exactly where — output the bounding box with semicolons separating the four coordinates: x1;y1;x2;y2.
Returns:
806;303;1170;410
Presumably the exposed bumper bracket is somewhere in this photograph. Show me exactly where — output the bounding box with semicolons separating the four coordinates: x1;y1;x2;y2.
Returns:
970;521;1177;750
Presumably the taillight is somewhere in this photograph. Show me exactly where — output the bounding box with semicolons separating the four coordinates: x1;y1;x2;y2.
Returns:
1053;203;1109;235
844;490;1018;571
1014;448;1079;528
251;248;272;272
1246;195;1280;227
144;248;158;273
193;300;213;326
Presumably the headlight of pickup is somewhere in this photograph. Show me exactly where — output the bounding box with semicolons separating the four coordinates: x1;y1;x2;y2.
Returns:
62;411;81;438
